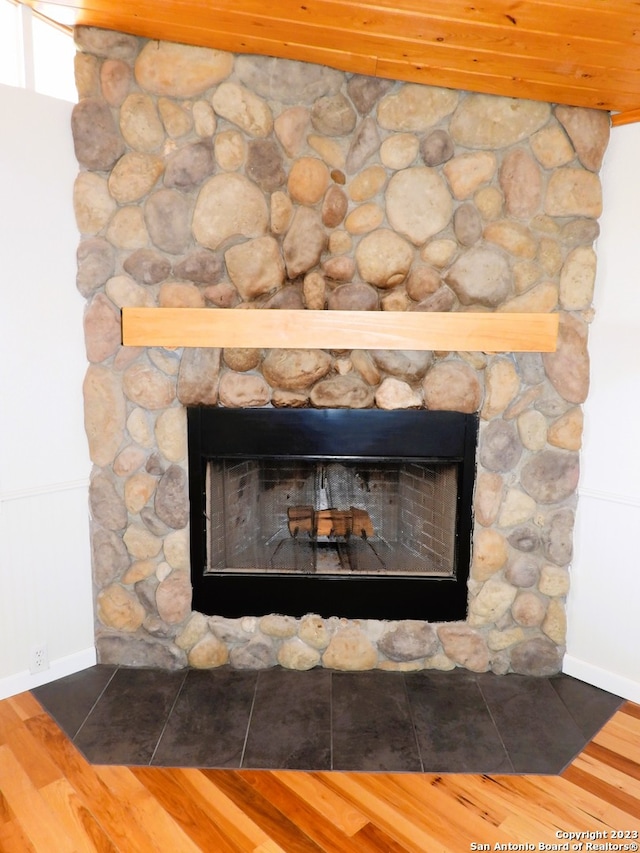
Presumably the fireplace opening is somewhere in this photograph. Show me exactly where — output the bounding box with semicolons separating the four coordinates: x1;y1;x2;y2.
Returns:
188;407;478;621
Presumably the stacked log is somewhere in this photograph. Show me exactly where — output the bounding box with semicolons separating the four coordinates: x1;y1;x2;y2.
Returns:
287;506;374;538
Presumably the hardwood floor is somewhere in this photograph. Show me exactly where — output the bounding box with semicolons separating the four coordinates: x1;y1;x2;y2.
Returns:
1;691;639;853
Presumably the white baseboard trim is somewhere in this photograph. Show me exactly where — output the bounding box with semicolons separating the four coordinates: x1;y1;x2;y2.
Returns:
0;646;97;701
563;654;640;704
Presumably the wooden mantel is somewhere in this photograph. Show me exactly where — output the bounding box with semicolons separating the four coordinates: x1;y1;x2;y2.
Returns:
121;308;559;352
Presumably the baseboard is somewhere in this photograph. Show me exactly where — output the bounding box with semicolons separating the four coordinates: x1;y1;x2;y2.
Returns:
0;646;97;701
563;654;640;704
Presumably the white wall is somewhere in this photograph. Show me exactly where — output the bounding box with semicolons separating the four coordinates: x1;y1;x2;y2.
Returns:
0;83;95;699
564;121;640;702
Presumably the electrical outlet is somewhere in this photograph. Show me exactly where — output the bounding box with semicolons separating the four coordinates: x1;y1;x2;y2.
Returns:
30;644;49;674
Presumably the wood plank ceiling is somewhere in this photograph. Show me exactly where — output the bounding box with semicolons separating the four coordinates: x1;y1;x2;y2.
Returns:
19;0;640;125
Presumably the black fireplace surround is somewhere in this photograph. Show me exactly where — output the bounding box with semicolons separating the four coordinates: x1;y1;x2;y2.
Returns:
187;407;478;622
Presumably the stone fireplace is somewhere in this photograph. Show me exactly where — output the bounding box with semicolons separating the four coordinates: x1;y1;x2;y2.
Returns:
74;26;607;675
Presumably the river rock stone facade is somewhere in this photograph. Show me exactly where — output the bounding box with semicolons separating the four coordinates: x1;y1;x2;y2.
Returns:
73;27;609;676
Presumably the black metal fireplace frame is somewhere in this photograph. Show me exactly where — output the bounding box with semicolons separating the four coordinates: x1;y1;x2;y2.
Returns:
187;407;477;621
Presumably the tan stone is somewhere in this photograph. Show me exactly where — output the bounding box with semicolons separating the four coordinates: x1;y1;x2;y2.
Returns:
422;361;482;413
375;377;422;410
123;524;162;559
548;407;583;450
443;152;496;199
288;157;330;205
560;246;596;310
278;638;321;670
274;106;310;158
498;489;537;528
164;528;189;570
545;168;602;218
114;445;147;477
214;129;246;170
175;612;209;651
135;41;233;97
469;577;517;626
512;592;547;627
223;348;262;372
555;105;610;172
97;584;145;632
349;165;387;201
120;93;165;152
218;372;271;407
84;293;121;363
159;282;205;308
193;100;217;137
531;125;575;168
263;349;332;391
474;186;503;221
450;95;550;148
484;221;537;259
517;409;548;451
542;598;566;644
499;148;542;219
345;204;384;235
538;564;570;597
322;626;378;671
351;350;381;385
475;472;504;527
74;172;116;234
487;627;525;651
188;633;229;668
123;363;175;410
108;152;164;204
307;135;347;168
386;167;453;244
76;52;100;99
158;98;193;138
259;614;298;638
298;614;332;649
377;659;426;672
194;173;268;250
105;275;154;309
225;236;285;300
380;134;419;170
156;570;191;624
542;312;590;404
212;81;273;136
124;472;157;514
498;281;558;314
105;207;149;249
355;229;413;287
149;349;180;377
481;358;520;418
122;560;157;585
437;624;489;672
270;191;293;234
126;408;154;448
303;271;326;310
424;653;456;671
382;290;411;312
378;85;458;131
420;239;457;269
83;365;126;467
471;528;508;580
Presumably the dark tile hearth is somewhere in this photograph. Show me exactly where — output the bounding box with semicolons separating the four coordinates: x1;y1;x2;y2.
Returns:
32;665;624;775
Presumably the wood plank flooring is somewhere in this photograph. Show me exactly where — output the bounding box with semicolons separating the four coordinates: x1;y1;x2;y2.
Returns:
1;691;639;852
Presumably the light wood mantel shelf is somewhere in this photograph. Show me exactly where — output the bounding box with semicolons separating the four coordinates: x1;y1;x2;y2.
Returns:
121;308;559;352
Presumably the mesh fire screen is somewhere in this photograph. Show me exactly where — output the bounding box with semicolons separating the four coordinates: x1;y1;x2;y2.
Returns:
206;458;459;577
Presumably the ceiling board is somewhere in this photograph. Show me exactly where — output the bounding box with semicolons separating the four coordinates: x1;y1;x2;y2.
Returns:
21;0;640;121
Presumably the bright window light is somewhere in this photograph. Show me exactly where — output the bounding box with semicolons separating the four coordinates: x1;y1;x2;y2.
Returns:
0;0;76;102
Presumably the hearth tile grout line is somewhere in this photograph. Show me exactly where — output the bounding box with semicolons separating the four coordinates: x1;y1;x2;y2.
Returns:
402;674;426;774
239;673;260;769
474;674;516;774
148;669;189;767
72;666;119;743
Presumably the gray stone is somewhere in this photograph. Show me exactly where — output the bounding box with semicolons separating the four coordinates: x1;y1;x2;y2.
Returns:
542;507;574;565
77;237;115;297
450;95;550;148
322;185;348;228
235;55;342;103
229;637;276;669
386;167;453;245
96;634;187;670
505;555;540;588
453;203;482;246
507;525;541;553
155;465;188;529
156;570;191;624
371;350;433;382
263;349;332;391
327;282;379;311
310;374;375;408
145;452;166;476
84;292;122;363
413;286;456;313
378;85;459;131
134;576;158;615
140;507;169;537
246;139;286;192
345;117;380;173
510;637;562;676
479;420;522;473
311;93;357;136
92;527;129;587
71;98;124;170
515;353;546;386
164;142;215;190
263;287;305;309
420;129;454;166
174;249;224;285
406;265;441;302
283;207;327;278
521;450;580;504
543;312;590;404
75;26;139;60
177;347;222;405
123;249;171;285
322;256;356;282
90;473;127;531
378;622;438;661
346;75;394;114
499;148;542;218
144;189;191;255
445;248;511;306
562;218;600;246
